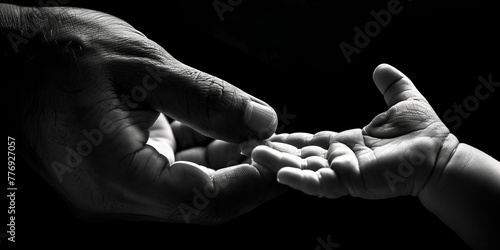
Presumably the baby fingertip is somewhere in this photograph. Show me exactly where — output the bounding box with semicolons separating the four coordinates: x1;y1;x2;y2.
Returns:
239;139;272;157
276;167;299;185
276;170;285;184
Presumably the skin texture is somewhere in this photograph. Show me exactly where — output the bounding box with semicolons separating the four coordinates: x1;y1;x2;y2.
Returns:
253;64;459;199
252;64;500;249
3;4;284;224
4;4;498;248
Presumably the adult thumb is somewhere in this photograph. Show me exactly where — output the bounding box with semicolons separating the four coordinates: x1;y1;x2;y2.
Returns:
145;62;278;143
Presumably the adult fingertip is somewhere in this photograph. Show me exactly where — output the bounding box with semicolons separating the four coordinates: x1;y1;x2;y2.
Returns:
244;100;278;140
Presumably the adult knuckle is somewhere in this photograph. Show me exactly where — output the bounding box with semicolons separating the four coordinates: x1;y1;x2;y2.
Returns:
207;79;232;111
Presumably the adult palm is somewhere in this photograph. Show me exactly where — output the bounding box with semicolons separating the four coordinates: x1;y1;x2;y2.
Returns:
4;4;282;224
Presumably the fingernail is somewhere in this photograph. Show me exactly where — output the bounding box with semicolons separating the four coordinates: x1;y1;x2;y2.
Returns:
270;142;299;155
244;101;278;139
361;126;368;135
239;139;257;157
239;139;272;157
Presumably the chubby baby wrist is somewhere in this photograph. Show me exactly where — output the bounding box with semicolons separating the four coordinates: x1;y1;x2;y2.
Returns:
417;133;460;199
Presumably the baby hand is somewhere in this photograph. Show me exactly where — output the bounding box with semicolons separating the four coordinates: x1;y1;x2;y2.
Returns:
252;64;459;199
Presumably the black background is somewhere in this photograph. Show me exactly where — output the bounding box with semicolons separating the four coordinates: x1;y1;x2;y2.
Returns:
3;0;499;249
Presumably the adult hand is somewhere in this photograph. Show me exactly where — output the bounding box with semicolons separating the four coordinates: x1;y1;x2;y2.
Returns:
252;63;459;199
3;4;283;224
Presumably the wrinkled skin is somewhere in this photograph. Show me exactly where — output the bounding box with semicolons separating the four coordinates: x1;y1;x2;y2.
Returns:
4;5;284;224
